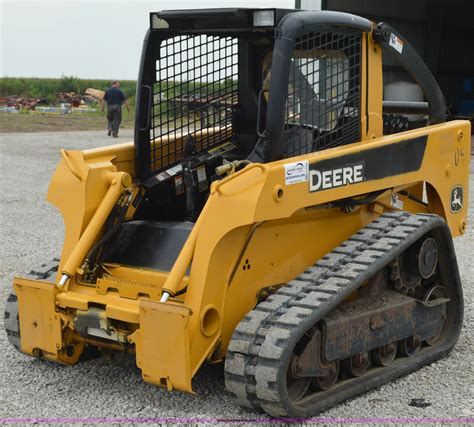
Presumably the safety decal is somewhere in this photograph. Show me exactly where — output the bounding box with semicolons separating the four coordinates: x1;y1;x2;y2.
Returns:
284;160;309;185
174;176;184;195
197;165;208;192
391;193;404;210
450;185;463;213
156;163;182;181
389;33;404;54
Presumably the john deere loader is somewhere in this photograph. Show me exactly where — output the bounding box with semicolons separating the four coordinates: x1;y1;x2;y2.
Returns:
5;8;470;417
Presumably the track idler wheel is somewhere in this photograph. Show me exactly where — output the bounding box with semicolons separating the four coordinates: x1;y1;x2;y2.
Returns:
405;237;438;279
343;351;371;377
372;342;397;367
417;238;438;279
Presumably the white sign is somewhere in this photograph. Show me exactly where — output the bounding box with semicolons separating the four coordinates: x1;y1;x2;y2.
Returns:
284;160;309;185
389;33;404;54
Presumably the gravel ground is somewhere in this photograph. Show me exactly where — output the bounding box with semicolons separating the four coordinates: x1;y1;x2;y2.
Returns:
0;130;473;422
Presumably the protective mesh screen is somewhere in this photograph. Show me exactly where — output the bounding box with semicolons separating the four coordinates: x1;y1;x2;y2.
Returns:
151;35;238;172
285;30;362;158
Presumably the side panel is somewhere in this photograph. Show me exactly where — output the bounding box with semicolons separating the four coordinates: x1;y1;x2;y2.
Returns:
218;207;379;358
181;120;470;374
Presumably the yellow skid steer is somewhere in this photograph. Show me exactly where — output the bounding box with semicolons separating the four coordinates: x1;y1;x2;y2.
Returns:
5;8;470;417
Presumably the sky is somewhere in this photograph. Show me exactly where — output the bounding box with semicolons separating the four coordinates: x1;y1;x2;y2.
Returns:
1;0;297;80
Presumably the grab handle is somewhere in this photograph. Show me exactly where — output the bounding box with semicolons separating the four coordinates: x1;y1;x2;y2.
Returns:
212;163;267;196
138;85;152;131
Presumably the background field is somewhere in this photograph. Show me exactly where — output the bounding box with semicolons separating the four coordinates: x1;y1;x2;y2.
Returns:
0;76;136;102
0;77;136;132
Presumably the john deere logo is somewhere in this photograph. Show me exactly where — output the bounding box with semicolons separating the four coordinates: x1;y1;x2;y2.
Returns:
450;185;463;213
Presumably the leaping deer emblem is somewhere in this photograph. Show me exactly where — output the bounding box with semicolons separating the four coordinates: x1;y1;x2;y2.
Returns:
452;188;462;211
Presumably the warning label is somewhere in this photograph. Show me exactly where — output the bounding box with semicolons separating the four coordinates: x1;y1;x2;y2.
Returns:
156;163;182;182
389;33;404;54
174;176;184;195
391;193;404;210
197;165;208;192
284;160;309;185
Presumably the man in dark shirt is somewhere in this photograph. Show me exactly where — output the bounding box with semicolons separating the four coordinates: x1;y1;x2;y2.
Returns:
101;81;130;137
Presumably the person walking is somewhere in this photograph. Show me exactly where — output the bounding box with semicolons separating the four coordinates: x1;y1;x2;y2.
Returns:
101;81;130;138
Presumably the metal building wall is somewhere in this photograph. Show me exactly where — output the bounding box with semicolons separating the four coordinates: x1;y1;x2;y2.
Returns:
322;0;474;116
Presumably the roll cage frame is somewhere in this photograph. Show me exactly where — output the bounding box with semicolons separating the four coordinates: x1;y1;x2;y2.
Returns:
134;8;446;180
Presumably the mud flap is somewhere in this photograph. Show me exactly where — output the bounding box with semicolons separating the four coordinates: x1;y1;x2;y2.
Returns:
135;299;194;393
13;276;62;360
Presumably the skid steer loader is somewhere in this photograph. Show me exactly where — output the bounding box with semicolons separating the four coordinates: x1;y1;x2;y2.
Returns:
5;8;470;417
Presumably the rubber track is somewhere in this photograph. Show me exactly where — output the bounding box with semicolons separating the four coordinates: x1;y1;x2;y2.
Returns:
4;259;59;352
224;212;462;417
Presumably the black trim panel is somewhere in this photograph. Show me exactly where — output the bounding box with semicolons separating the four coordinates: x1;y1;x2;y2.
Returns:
308;136;427;192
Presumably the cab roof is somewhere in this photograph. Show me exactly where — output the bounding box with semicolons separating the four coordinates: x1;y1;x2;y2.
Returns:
150;8;296;31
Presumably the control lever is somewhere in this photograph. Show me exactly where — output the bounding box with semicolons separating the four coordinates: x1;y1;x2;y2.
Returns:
182;135;200;222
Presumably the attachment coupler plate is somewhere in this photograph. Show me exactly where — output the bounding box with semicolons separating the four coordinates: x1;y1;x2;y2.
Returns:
133;299;194;393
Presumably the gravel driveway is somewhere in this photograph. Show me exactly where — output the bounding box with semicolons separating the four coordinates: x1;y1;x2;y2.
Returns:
0;130;473;422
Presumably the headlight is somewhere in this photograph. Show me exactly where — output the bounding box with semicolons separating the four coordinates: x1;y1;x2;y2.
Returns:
151;14;170;29
253;10;275;27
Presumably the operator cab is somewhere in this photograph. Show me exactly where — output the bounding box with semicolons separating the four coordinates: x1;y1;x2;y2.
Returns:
132;8;366;222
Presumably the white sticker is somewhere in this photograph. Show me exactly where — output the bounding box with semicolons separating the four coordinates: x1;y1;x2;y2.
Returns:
155;163;183;181
391;193;404;210
166;164;182;177
197;165;208;192
197;165;207;183
284;160;309;185
389;33;404;54
155;172;169;181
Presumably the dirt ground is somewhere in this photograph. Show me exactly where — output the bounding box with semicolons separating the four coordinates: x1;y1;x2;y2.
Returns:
0;111;134;133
